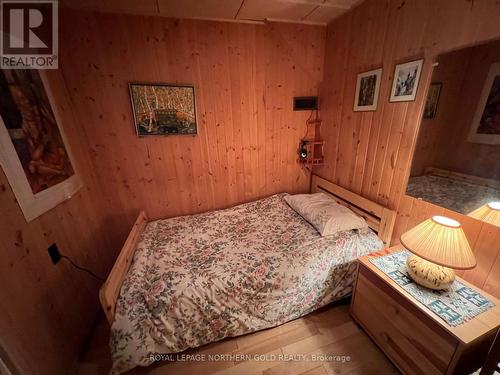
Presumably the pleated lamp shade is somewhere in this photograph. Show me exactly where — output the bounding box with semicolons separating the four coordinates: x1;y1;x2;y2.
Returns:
400;216;476;270
468;202;500;227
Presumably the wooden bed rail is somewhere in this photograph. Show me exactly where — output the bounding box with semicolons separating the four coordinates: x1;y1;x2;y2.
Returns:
99;211;148;324
311;174;396;245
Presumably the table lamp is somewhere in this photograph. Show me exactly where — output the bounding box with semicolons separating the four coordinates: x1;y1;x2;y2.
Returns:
400;216;476;290
468;202;500;227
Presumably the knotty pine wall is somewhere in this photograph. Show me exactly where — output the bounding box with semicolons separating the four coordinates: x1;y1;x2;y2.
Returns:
0;10;325;374
316;0;500;297
59;10;325;222
0;70;122;374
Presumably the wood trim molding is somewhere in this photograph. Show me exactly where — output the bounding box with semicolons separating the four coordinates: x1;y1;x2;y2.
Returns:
99;211;148;324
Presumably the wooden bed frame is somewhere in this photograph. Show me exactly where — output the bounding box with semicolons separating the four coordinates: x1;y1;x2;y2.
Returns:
99;174;396;324
99;211;148;323
311;175;396;246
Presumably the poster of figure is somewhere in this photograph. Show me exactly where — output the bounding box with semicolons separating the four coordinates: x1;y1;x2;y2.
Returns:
468;63;500;144
0;70;74;193
0;69;81;221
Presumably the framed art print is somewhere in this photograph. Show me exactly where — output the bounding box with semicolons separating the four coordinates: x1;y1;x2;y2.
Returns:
390;59;424;102
423;82;442;119
0;69;82;222
354;68;382;111
468;62;500;145
129;83;197;136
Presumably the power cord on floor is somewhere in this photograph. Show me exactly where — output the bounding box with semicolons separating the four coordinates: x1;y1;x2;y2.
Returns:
61;255;105;282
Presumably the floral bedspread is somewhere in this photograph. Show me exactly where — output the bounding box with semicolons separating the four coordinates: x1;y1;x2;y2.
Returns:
110;193;383;374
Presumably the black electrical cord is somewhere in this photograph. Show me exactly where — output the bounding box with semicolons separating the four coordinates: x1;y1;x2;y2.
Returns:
61;255;105;282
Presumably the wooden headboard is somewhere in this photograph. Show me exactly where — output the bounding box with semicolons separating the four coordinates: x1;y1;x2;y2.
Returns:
311;174;396;245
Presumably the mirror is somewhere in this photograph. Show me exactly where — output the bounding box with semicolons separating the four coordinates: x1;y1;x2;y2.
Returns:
406;39;500;226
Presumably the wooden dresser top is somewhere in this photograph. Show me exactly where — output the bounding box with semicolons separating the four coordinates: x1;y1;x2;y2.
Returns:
359;246;500;345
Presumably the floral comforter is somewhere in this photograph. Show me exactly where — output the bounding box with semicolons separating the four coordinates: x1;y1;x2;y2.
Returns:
110;193;383;374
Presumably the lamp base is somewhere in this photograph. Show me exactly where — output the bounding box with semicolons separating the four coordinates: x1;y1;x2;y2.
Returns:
406;254;455;290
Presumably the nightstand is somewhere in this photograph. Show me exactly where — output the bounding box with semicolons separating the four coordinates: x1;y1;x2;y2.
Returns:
350;246;500;375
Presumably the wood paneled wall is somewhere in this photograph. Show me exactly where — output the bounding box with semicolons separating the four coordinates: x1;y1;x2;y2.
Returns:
58;10;325;223
0;70;121;374
0;11;325;374
316;0;500;296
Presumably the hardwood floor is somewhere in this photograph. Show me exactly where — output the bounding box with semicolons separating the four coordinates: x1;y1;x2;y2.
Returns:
76;300;399;375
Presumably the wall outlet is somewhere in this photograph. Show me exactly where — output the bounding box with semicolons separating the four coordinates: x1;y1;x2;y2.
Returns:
48;243;61;264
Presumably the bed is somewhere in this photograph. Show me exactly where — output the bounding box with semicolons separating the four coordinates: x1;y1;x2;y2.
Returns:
100;175;396;374
407;167;500;214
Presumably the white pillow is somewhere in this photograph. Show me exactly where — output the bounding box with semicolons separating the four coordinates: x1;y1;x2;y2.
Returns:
284;193;368;236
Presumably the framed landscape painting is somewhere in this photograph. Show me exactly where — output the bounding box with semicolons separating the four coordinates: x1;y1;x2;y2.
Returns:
353;68;382;111
390;59;424;102
129;83;197;136
468;63;500;145
0;70;81;222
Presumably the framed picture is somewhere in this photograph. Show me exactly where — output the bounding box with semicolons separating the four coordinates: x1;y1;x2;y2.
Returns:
129;83;197;136
468;62;500;145
423;82;442;119
353;68;382;111
390;59;424;102
0;70;81;222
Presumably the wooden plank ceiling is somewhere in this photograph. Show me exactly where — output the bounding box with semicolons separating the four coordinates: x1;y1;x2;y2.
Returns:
59;0;361;25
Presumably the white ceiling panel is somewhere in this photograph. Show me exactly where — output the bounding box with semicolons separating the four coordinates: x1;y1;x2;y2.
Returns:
60;0;363;25
60;0;159;15
322;0;361;9
284;0;356;9
303;5;347;23
236;0;317;22
158;0;242;19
